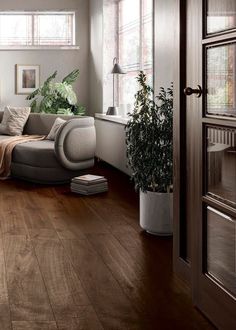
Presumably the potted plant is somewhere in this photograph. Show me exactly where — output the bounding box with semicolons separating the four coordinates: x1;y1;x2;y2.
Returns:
125;71;173;235
26;69;85;115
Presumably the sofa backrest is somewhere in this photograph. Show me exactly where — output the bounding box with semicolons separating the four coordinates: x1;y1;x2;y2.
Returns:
23;113;84;135
0;111;84;135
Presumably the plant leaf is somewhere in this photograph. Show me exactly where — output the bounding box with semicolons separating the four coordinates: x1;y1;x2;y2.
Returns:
125;71;173;193
25;69;83;115
55;82;77;105
62;69;80;85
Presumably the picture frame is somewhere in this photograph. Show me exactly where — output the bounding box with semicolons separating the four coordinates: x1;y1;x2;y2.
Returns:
15;64;40;95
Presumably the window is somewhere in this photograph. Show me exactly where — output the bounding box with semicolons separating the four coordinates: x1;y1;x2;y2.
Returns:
0;12;75;47
118;0;153;107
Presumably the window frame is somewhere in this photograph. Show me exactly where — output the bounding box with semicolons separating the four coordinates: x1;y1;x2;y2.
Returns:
0;11;79;50
117;0;154;107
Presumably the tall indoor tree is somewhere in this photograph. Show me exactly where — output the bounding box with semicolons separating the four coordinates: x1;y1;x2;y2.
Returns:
126;71;173;235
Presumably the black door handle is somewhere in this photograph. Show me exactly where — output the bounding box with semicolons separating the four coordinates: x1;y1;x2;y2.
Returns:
184;85;202;98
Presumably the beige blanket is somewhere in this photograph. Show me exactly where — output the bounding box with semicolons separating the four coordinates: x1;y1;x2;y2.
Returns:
0;135;45;179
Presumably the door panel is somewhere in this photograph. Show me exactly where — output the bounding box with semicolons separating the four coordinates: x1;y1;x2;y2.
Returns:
184;0;236;328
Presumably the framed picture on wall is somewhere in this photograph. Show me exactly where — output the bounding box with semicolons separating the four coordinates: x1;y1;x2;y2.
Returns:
15;64;40;95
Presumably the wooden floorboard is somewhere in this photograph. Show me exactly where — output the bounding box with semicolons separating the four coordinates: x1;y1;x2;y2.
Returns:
48;209;86;240
61;238;142;330
23;208;58;240
3;235;54;322
0;203;27;236
56;316;104;330
0;304;11;330
0;239;8;305
12;321;58;330
83;194;141;233
33;238;92;319
0;162;214;329
60;196;111;235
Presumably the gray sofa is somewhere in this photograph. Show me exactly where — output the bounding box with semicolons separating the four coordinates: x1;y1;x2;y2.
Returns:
0;112;96;184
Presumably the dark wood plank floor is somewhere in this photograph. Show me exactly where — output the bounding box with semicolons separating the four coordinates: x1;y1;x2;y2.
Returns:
0;162;214;330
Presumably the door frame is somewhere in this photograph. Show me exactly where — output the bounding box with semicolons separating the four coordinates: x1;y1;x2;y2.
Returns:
173;0;190;284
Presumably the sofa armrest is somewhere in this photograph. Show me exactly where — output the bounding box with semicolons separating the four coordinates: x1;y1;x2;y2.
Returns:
54;117;96;170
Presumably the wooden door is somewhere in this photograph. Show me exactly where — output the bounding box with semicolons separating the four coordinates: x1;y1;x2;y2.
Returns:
175;0;236;328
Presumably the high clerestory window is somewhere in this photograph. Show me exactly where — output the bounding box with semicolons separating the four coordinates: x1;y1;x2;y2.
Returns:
0;12;75;47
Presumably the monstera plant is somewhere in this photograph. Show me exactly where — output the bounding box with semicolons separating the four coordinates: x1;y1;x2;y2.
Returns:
26;69;85;115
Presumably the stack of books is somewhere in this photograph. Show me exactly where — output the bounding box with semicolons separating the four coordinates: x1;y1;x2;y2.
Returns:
70;174;108;195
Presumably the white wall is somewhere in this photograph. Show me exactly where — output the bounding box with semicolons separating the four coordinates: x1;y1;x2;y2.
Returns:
88;0;103;116
0;0;89;111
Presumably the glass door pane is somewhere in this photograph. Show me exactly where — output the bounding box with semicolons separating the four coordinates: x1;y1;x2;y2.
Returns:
206;206;236;296
206;43;236;118
207;0;236;34
207;126;236;206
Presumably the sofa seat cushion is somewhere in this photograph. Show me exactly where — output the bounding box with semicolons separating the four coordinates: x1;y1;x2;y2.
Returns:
0;135;12;142
11;162;83;184
12;140;59;168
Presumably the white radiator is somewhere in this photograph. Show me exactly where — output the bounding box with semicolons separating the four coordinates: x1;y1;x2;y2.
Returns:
208;127;236;147
95;117;131;175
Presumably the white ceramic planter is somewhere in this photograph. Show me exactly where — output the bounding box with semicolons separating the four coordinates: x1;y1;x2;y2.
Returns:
140;190;173;236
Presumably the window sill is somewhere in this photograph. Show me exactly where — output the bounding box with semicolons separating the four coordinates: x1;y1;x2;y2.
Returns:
95;113;129;125
0;45;80;51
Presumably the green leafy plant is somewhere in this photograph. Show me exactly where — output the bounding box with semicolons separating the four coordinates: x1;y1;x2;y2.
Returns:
26;69;85;115
125;71;173;193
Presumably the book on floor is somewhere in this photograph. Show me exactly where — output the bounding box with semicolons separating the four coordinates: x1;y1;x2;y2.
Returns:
71;182;107;189
71;174;108;195
70;188;108;195
70;187;108;195
72;174;106;185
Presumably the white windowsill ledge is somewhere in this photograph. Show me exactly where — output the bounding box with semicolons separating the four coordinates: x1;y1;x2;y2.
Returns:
95;113;129;125
0;45;80;51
